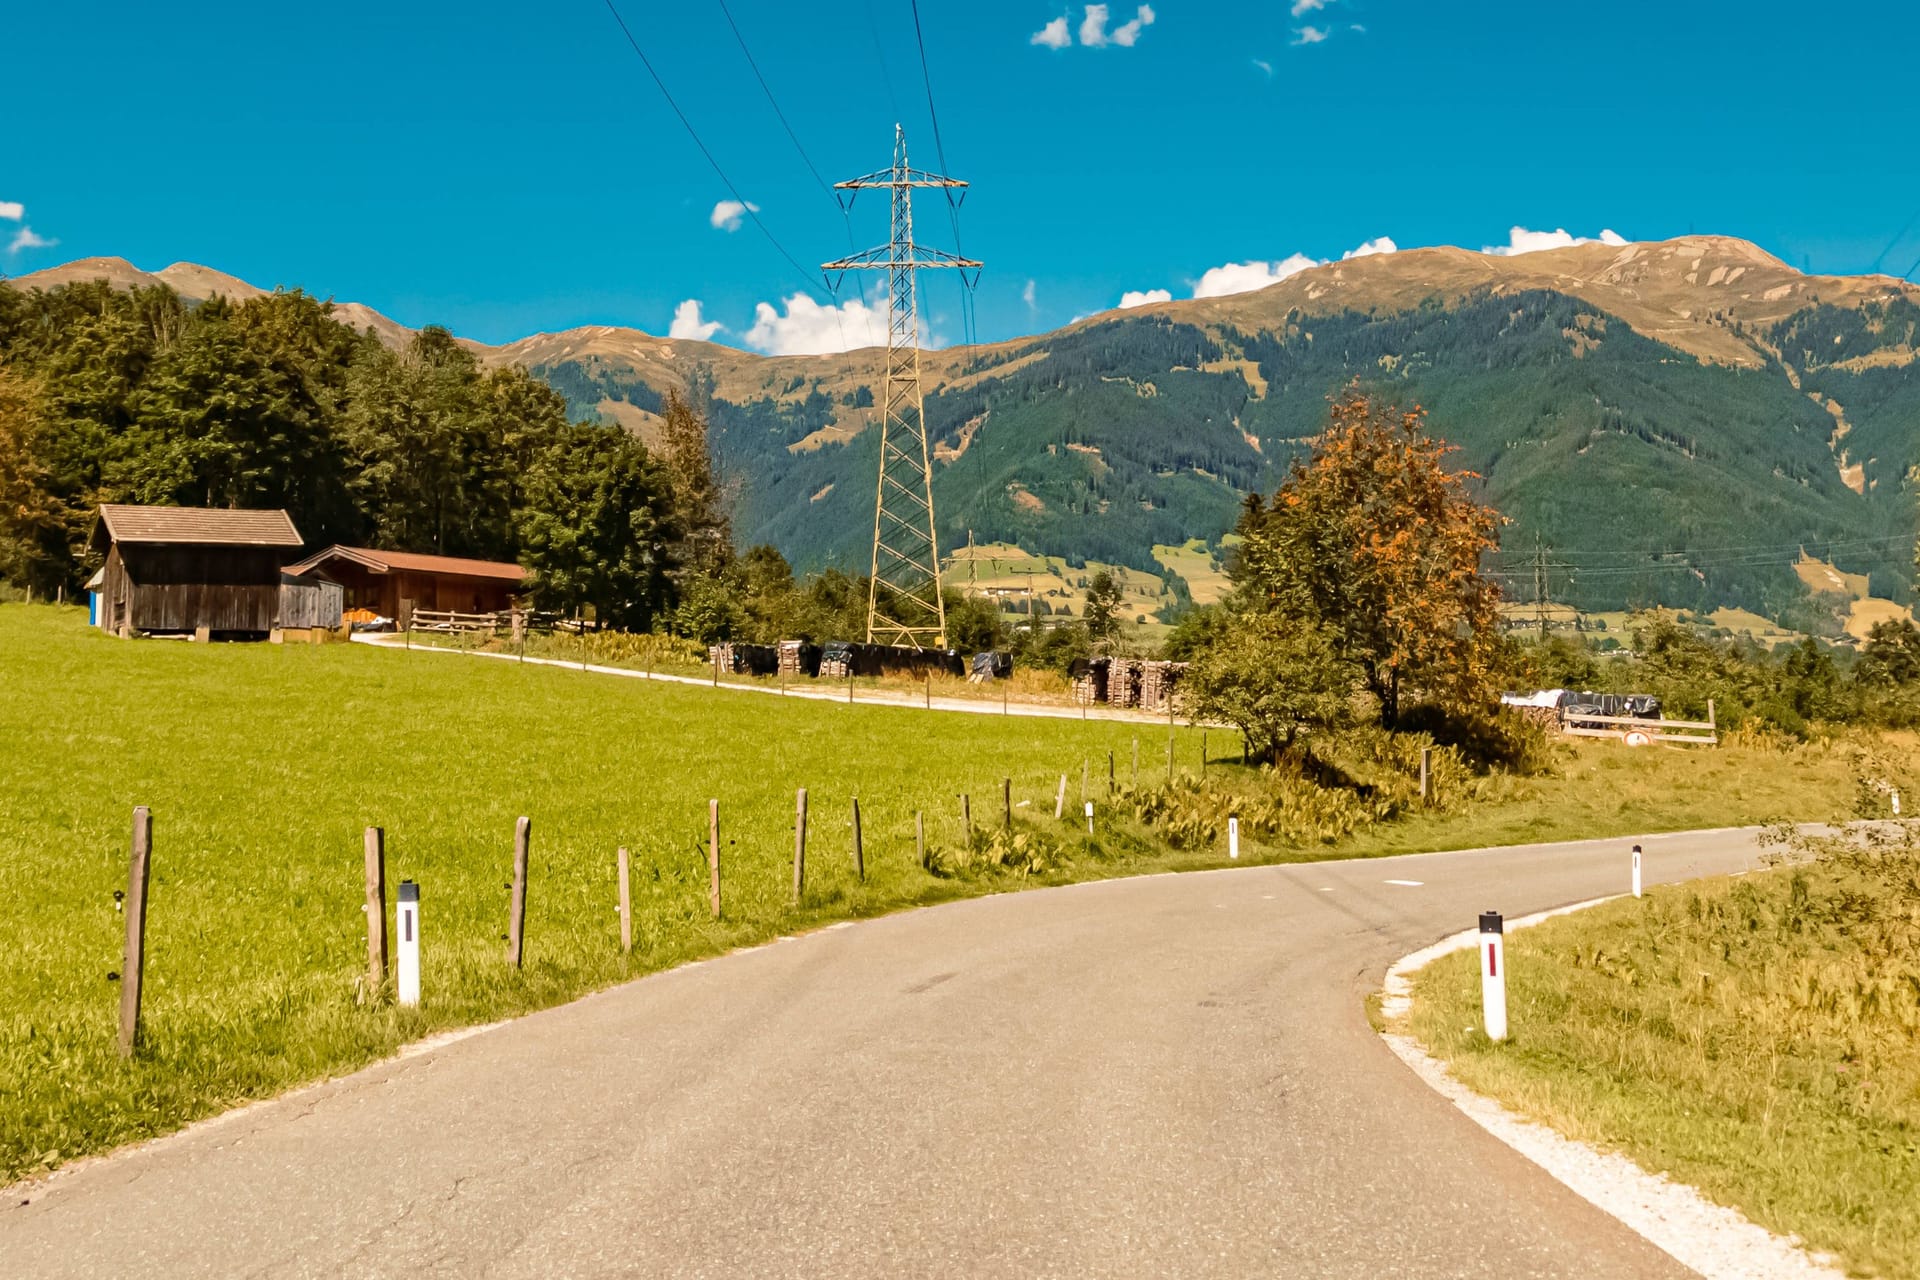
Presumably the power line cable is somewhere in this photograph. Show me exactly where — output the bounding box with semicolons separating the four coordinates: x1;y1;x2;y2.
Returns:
863;0;904;123
705;0;870;347
1486;529;1917;567
714;0;834;199
907;0;978;350
600;0;829;300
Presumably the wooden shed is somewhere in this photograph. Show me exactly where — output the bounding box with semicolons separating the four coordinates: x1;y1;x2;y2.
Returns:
90;505;306;638
283;545;525;624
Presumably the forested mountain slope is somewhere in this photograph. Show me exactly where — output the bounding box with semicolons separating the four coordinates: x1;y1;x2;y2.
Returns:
12;235;1919;627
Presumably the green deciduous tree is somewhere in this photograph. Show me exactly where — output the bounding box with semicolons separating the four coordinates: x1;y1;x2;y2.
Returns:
1188;611;1353;761
1233;389;1504;727
1082;568;1125;653
516;425;678;630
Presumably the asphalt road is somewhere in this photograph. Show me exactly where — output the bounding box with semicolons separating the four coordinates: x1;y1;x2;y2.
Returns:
3;827;1776;1278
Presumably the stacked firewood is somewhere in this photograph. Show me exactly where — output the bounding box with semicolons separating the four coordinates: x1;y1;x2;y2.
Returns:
1139;660;1190;713
1072;657;1110;706
1107;658;1141;708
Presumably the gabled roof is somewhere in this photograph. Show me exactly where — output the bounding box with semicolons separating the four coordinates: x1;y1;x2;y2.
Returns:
284;544;525;584
92;504;303;549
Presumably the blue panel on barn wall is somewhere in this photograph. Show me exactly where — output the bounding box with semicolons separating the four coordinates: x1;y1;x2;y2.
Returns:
89;592;100;627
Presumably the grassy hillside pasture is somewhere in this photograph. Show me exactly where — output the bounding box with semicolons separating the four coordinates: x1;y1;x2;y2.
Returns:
1405;833;1920;1277
0;607;1864;1185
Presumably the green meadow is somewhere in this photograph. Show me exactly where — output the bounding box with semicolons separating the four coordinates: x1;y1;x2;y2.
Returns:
0;606;1863;1185
1407;832;1920;1278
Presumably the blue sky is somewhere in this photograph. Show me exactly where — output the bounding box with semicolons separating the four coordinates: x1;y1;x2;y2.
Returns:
4;2;1914;352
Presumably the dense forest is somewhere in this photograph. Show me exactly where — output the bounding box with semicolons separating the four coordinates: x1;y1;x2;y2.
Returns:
545;288;1914;627
9;266;1920;636
0;281;700;629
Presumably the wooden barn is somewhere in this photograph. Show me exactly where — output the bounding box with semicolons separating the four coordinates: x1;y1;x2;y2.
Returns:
90;505;308;639
284;545;525;623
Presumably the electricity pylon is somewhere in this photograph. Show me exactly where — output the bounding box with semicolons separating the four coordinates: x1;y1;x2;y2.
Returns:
824;125;981;649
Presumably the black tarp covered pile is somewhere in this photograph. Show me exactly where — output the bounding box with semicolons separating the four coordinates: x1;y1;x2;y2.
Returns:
708;642;779;675
819;641;966;679
1561;691;1662;723
972;651;1014;680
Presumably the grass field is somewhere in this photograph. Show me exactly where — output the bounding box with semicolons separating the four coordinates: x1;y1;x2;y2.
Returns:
1405;832;1920;1278
0;606;1868;1186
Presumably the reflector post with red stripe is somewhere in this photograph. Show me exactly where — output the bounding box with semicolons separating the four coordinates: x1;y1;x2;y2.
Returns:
397;880;421;1008
1479;910;1507;1042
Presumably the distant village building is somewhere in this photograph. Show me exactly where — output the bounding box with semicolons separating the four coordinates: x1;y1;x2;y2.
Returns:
89;504;318;639
284;545;525;624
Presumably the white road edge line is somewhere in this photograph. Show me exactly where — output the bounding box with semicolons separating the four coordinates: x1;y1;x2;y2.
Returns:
1379;900;1846;1280
1383;878;1423;886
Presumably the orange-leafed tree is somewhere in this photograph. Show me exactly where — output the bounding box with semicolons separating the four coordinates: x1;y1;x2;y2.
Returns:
1232;389;1504;727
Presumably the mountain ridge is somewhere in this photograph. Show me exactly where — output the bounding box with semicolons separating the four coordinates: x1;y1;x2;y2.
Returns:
12;237;1920;629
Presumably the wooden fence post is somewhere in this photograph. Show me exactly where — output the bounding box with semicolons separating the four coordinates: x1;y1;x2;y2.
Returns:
617;846;633;953
1132;737;1139;788
363;826;387;996
851;797;865;881
961;793;973;844
1054;774;1068;820
1108;751;1115;796
925;675;931;709
708;799;722;920
916;810;927;869
1002;777;1012;833
1081;759;1089;804
1201;731;1207;776
792;788;808;905
118;806;152;1058
508;816;530;967
1419;747;1431;801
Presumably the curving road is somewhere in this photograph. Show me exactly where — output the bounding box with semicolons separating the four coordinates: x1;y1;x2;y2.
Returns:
3;828;1775;1278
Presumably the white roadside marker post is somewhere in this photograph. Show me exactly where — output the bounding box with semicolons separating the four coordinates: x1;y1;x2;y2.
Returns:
1229;816;1240;860
1084;800;1094;835
1479;911;1507;1042
1895;790;1903;817
397;881;421;1008
1632;844;1643;899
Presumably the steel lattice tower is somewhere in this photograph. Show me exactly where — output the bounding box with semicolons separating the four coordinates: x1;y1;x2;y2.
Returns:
824;125;981;649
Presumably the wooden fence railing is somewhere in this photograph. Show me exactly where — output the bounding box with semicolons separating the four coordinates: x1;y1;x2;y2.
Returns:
1561;702;1717;746
409;609;503;634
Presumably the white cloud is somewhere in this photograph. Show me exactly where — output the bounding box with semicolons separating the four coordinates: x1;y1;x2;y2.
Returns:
744;293;885;356
1022;278;1037;310
1290;0;1330;15
0;201;23;221
1189;237;1394;299
709;199;760;232
1481;225;1628;256
1252;57;1274;76
1031;16;1071;48
1193;254;1319;298
668;299;723;342
1342;236;1398;259
1080;4;1154;47
1079;4;1112;45
6;226;54;254
1293;25;1329;44
1111;3;1155;45
1118;288;1172;309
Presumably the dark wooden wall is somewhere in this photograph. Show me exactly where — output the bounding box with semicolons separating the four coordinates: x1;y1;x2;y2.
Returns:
106;544;287;634
326;564;517;617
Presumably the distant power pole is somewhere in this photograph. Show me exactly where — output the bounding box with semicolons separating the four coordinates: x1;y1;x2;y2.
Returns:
1530;535;1577;633
824;125;982;650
